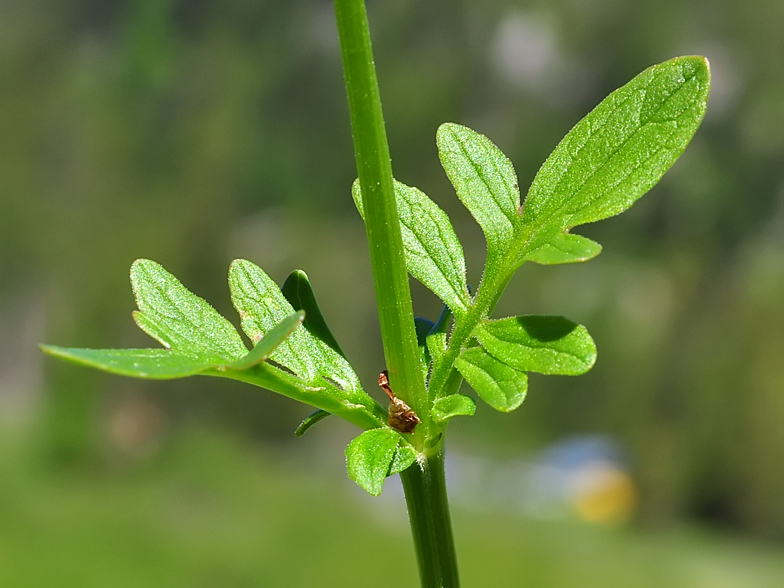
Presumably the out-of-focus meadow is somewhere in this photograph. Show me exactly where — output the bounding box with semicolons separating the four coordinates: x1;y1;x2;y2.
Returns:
2;0;784;585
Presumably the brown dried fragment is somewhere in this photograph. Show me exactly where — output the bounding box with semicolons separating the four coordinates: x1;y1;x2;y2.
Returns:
378;370;420;434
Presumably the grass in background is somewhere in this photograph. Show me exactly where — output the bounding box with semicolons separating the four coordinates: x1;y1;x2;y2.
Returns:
1;425;782;588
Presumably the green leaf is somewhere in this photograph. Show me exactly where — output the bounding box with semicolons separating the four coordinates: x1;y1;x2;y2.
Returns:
229;259;361;392
426;304;452;363
389;443;418;475
227;311;305;370
41;311;307;379
455;347;528;412
353;180;469;313
521;56;710;254
346;428;406;496
437;123;520;274
525;233;602;265
281;270;345;357
295;409;331;437
42;260;386;431
414;317;436;345
475;316;596;375
431;394;476;423
131;259;248;362
415;317;435;375
39;346;215;379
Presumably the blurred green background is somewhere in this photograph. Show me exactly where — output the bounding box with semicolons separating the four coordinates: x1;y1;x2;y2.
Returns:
2;0;784;585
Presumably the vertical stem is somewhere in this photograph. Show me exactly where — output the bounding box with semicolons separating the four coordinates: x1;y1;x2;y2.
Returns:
333;0;428;444
334;1;461;586
400;450;461;588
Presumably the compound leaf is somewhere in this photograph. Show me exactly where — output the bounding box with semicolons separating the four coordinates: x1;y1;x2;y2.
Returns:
521;56;710;257
475;316;596;375
346;428;409;496
131;259;247;362
455;346;528;412
437;123;521;275
353;180;469;313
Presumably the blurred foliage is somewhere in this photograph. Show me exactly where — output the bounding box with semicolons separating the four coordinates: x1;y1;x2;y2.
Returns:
2;0;784;564
2;425;784;587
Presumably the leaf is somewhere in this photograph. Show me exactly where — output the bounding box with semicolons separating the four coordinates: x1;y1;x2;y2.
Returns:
41;311;307;379
346;428;406;496
229;259;315;377
131;259;248;362
414;317;436;344
414;317;435;375
426;304;452;362
353;180;469;313
229;260;361;392
42;260;386;432
227;311;305;370
437;123;520;274
389;443;418;475
295;409;331;437
281;270;345;357
525;233;602;265
521;56;710;253
431;394;476;423
455;347;528;412
39;346;215;379
475;316;596;375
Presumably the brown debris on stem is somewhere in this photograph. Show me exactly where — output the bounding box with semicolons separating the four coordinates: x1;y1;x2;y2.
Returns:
379;370;421;434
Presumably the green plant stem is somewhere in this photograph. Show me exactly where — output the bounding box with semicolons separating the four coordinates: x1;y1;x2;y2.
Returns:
333;0;428;442
334;0;460;585
400;449;460;588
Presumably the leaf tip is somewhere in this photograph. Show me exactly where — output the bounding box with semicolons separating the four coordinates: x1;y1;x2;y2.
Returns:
671;55;711;101
130;258;161;282
39;343;57;356
350;179;365;218
436;121;463;144
228;258;248;273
